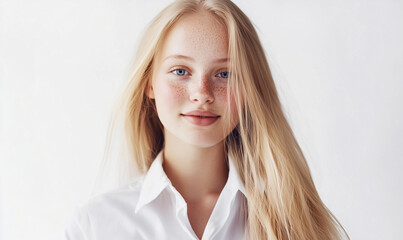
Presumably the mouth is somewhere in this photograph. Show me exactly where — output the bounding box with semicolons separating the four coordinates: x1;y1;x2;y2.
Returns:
180;114;219;118
181;110;220;117
180;114;220;126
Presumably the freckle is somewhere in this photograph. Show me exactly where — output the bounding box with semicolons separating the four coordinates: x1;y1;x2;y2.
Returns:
173;85;187;99
215;86;228;101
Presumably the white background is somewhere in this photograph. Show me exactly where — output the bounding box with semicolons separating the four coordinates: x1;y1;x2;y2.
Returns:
1;0;402;239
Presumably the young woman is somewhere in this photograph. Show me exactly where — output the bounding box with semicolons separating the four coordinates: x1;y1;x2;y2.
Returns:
65;0;349;239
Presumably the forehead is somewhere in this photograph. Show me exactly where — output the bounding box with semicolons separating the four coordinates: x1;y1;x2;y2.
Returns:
157;10;229;61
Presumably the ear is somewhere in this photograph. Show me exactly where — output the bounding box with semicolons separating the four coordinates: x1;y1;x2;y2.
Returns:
145;83;155;99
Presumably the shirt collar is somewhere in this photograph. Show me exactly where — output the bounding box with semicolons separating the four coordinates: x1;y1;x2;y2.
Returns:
135;151;169;213
134;150;246;214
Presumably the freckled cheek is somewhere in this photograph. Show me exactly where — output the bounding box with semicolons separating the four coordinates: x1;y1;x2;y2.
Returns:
214;86;239;123
214;86;237;109
156;82;188;109
214;86;228;102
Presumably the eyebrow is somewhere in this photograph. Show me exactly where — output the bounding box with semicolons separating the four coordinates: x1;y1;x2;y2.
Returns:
163;54;229;63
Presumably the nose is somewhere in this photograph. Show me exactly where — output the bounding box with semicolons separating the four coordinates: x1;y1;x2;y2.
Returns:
189;74;214;104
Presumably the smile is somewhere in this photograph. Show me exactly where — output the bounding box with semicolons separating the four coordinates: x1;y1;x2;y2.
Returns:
180;114;220;126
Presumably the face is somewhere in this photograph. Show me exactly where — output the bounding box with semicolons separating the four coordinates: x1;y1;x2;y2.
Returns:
147;10;239;149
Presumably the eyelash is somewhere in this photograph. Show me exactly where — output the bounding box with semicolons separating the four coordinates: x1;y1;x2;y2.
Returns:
170;68;230;79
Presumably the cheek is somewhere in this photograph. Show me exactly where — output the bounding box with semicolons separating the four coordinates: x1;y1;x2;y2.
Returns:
155;81;187;109
214;85;238;110
216;86;239;124
215;86;228;102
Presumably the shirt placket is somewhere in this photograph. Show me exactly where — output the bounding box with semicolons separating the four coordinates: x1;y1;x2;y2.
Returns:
201;187;236;240
169;185;200;240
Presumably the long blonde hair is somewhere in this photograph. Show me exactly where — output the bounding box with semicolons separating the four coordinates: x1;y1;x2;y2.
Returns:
101;0;349;239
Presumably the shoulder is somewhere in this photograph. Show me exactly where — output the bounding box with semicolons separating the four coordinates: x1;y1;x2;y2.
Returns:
65;177;145;240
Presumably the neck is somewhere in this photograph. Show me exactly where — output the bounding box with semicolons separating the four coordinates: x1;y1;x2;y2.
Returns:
162;132;229;202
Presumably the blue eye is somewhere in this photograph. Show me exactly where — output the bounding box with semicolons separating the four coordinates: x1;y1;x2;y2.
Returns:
172;69;189;76
217;71;230;78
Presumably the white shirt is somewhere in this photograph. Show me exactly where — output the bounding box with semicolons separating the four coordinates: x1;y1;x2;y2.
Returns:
65;151;248;240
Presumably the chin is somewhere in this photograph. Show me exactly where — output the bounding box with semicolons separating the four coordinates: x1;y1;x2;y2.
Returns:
163;126;226;149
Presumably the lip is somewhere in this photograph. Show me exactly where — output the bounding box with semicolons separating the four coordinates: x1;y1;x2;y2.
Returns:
181;110;219;117
180;110;220;126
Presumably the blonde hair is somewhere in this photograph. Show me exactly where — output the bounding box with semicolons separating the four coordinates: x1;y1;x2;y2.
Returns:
101;0;349;239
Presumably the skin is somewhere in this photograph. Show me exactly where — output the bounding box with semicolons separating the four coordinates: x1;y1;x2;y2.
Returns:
146;9;239;239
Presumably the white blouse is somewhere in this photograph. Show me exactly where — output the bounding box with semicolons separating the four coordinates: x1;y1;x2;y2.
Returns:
65;151;248;240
